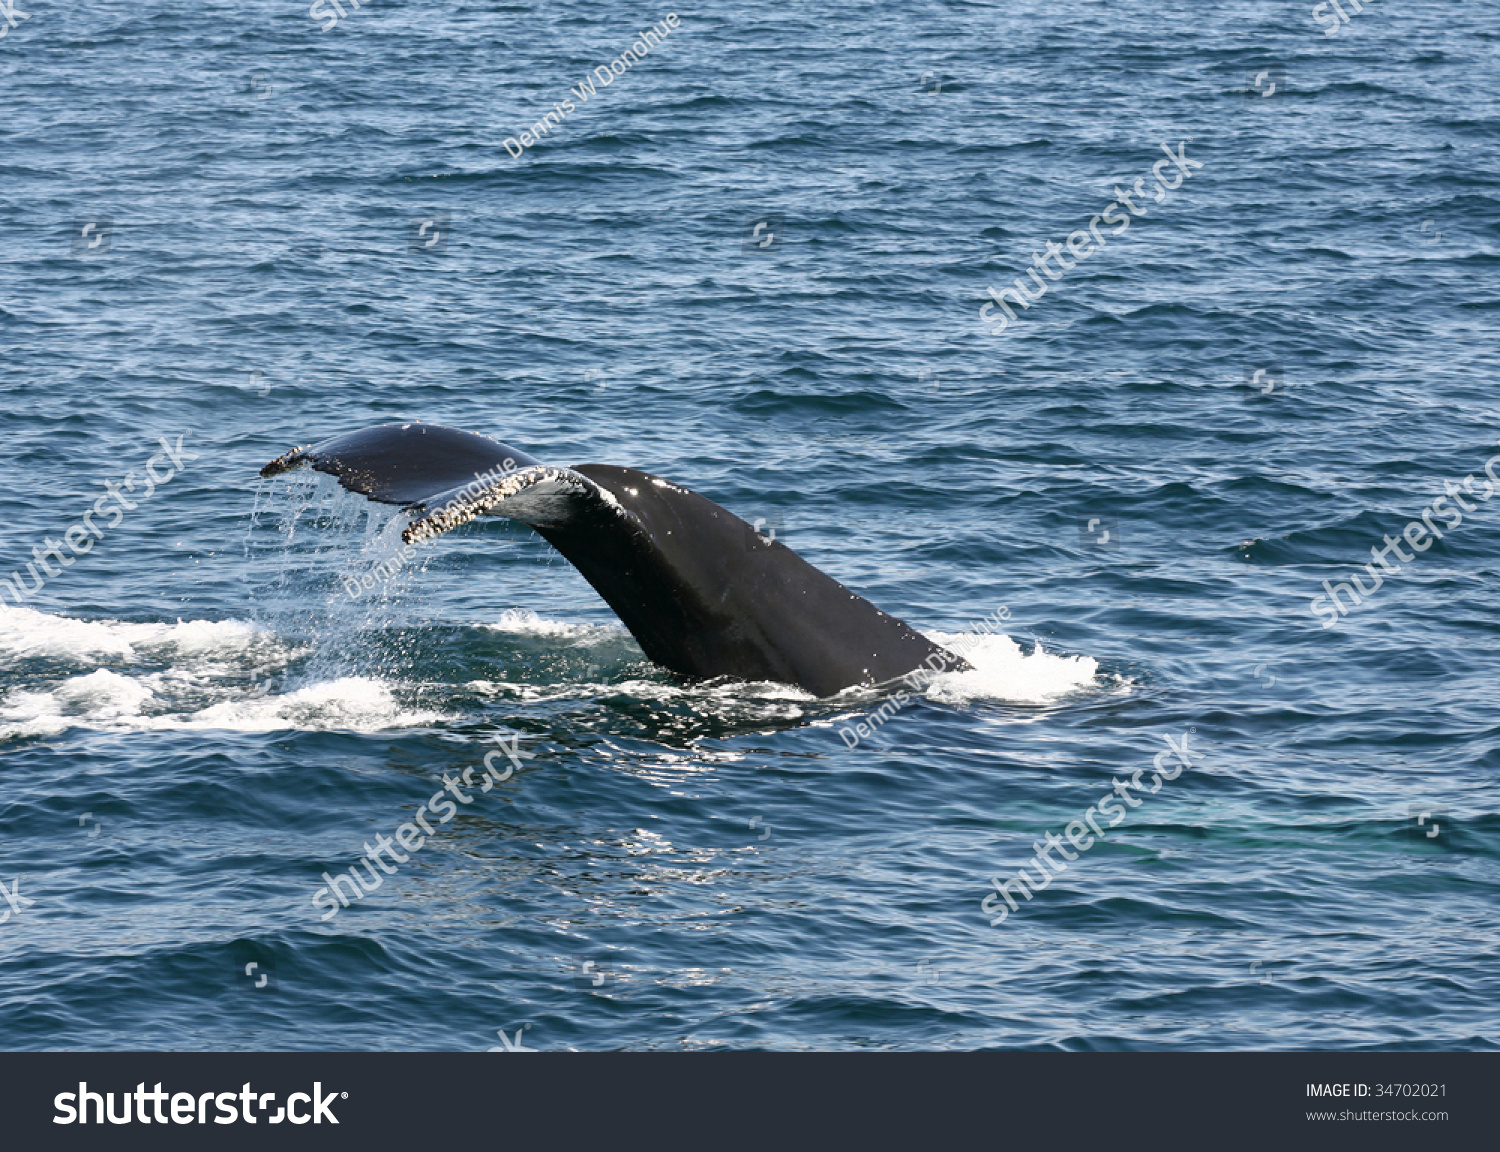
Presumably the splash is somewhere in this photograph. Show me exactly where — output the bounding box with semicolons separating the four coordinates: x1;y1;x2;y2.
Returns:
0;599;445;738
483;608;621;641
917;631;1103;704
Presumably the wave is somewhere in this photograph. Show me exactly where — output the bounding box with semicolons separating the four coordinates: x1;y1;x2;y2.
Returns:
0;603;261;663
0;668;446;740
0;603;444;738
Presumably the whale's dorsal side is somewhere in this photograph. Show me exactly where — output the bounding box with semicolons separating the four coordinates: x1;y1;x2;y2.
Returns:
261;422;967;697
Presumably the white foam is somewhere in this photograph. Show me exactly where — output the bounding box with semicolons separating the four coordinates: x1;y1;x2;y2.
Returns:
481;608;624;641
53;668;157;715
0;603;446;737
916;631;1103;704
472;617;1100;706
0;602;261;663
0;669;158;738
0;672;447;739
180;676;446;733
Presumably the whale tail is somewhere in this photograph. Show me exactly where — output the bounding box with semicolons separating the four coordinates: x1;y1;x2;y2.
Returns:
261;422;967;697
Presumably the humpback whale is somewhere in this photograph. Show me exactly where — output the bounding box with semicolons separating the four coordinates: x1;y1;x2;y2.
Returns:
261;423;968;697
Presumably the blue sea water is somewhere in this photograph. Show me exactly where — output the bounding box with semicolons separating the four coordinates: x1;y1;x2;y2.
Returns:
2;0;1498;1051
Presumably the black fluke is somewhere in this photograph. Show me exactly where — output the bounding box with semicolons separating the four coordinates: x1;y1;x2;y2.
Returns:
261;422;967;697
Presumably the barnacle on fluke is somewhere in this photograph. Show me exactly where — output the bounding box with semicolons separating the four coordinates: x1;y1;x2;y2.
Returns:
259;445;312;478
261;421;966;696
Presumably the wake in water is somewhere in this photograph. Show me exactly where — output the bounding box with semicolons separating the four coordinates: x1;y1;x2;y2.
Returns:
473;608;1107;707
0;465;1112;740
0;597;1113;742
0;602;444;739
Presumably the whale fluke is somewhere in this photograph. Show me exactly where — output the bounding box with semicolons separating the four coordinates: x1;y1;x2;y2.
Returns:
261;422;967;697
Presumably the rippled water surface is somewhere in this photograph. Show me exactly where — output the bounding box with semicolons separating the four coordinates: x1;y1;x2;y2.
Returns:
2;0;1498;1050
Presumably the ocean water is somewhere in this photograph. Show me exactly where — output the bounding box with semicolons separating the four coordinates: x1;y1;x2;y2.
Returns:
2;0;1498;1051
